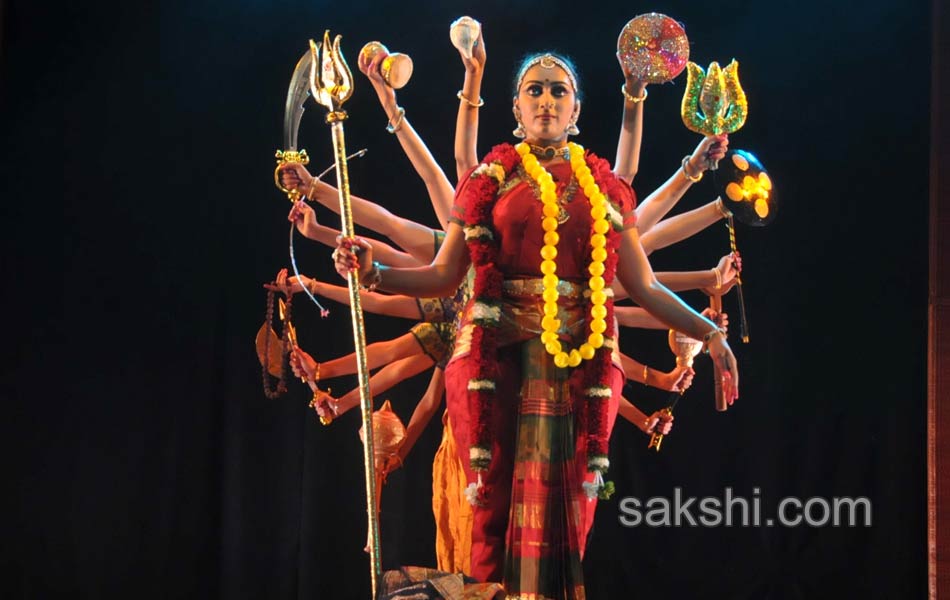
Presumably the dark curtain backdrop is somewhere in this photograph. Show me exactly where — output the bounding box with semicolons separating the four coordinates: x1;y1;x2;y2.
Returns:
2;0;929;598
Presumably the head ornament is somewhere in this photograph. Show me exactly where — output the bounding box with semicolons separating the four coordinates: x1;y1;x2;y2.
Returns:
516;53;578;92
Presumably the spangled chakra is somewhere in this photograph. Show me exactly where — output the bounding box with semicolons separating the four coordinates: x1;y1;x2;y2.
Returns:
618;13;690;84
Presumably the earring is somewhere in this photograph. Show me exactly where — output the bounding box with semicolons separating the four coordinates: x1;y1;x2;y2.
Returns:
567;119;580;136
512;107;526;139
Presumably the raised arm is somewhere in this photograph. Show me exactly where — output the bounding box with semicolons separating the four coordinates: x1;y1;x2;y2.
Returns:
635;135;728;235
454;26;486;179
613;60;647;182
641;197;730;255
359;49;455;230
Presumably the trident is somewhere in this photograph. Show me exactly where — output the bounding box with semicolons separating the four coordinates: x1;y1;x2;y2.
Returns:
309;31;382;597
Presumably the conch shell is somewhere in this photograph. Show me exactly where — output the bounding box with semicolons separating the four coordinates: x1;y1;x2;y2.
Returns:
668;329;703;368
450;16;481;60
359;41;413;89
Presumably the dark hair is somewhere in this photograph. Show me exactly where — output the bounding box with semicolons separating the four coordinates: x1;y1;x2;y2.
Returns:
512;51;583;101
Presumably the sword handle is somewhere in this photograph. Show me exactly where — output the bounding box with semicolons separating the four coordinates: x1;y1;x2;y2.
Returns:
647;406;675;452
274;148;310;202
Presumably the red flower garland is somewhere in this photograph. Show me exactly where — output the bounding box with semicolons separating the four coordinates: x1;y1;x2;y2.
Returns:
460;143;626;473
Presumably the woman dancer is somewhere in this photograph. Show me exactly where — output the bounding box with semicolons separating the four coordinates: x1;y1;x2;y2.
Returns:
330;52;739;598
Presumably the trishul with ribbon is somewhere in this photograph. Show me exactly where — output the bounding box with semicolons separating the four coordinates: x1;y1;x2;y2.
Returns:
308;30;382;597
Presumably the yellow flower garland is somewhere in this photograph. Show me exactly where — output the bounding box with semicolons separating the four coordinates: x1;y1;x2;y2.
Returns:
515;141;610;369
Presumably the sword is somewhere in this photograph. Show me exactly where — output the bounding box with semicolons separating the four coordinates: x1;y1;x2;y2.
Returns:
274;49;313;201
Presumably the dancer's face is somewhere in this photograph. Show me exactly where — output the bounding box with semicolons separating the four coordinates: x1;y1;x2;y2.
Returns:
514;64;579;146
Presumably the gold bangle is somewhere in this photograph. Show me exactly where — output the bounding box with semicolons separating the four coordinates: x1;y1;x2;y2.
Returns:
306;177;319;200
642;364;649;384
386;106;406;134
681;155;703;182
456;90;484;108
621;83;648;104
713;267;722;290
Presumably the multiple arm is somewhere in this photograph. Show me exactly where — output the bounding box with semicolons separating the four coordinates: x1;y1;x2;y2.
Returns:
398;368;446;463
306;278;422;320
614;225;738;396
288;200;423;268
342;224;471;299
618;397;673;435
454;29;486;179
358;50;455;230
613;74;647;182
641;198;729;256
635;135;728;235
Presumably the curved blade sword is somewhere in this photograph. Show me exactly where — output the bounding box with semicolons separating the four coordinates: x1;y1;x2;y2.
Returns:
275;49;314;200
285;49;313;151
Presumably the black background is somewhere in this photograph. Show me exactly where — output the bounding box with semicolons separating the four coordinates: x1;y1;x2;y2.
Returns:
2;0;930;598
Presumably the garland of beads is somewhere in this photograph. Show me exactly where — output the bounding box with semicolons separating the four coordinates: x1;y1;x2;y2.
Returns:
459;143;626;496
261;290;292;399
515;141;609;369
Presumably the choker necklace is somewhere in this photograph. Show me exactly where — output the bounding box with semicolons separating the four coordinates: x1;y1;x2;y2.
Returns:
529;144;570;161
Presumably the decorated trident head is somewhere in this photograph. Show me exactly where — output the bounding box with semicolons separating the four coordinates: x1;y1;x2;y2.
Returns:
681;59;747;136
309;31;354;117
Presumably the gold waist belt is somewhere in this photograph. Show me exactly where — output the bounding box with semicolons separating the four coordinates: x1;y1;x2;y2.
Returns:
502;278;615;300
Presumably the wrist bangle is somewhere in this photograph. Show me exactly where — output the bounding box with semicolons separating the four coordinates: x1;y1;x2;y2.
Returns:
716;196;733;219
621;83;648;104
306;177;319;199
386;107;406;134
457;90;484;107
361;260;383;292
642;364;649;384
712;267;722;290
702;328;726;354
681;155;703;182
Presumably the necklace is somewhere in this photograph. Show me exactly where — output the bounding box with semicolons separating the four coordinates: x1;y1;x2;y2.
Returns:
518;163;577;224
515;141;610;369
528;144;571;161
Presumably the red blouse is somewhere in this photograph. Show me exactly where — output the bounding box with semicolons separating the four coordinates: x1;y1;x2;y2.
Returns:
451;161;637;281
